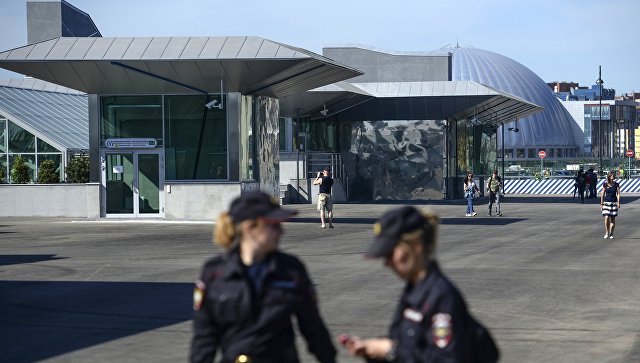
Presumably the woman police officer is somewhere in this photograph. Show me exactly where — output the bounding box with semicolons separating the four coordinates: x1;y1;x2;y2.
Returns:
190;191;337;363
339;206;498;362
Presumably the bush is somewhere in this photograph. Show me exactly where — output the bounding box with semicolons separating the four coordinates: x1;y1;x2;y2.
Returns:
0;165;5;183
37;159;60;184
66;156;90;183
11;155;31;184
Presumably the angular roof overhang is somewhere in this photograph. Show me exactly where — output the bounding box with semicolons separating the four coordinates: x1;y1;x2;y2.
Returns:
280;81;542;125
0;36;362;97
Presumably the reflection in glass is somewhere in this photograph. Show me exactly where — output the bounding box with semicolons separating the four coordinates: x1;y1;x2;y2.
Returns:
101;96;163;140
138;153;160;214
164;95;227;180
0;119;6;153
9;121;35;153
37;138;59;153
37;154;62;181
9;154;36;182
106;153;134;214
240;95;255;181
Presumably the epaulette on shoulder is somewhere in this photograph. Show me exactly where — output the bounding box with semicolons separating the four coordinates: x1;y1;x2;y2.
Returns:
202;255;226;280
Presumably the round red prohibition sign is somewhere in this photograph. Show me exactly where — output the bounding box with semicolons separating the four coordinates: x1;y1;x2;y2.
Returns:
538;150;546;159
626;149;634;157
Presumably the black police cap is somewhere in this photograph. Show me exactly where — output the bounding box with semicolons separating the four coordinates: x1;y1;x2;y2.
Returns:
366;206;425;258
229;191;297;223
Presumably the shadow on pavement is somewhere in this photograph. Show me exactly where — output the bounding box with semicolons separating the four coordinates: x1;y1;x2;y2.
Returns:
0;281;192;363
290;217;526;226
0;254;67;266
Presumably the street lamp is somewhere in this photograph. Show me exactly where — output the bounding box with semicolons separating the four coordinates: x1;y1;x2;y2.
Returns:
596;66;604;174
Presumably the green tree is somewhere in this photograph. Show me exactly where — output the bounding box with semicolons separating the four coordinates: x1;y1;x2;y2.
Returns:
11;155;31;184
66;156;90;183
37;159;60;184
0;164;5;183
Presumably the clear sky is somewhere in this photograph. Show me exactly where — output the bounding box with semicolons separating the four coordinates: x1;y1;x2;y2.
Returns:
1;0;638;94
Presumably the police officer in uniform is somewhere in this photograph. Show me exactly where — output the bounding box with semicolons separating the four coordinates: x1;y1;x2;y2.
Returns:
190;191;337;363
339;206;499;362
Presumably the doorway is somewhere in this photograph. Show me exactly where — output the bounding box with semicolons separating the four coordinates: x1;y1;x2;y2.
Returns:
103;151;163;217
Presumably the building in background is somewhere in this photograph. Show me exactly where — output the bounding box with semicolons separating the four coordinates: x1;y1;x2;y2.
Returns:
0;78;88;182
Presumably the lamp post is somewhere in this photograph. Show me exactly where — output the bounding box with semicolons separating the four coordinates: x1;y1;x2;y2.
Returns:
596;66;604;175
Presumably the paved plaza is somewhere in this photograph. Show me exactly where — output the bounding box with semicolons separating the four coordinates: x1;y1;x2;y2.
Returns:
1;195;639;363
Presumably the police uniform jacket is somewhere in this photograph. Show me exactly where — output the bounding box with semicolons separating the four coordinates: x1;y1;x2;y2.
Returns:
190;248;337;363
382;261;474;362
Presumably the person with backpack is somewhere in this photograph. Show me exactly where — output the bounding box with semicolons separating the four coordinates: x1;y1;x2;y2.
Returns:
338;206;499;362
600;171;621;239
486;170;503;216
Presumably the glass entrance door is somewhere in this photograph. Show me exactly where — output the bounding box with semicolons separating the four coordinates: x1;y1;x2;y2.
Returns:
104;151;162;217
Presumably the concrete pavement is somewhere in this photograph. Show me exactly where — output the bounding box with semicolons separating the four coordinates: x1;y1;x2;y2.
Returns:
0;195;638;362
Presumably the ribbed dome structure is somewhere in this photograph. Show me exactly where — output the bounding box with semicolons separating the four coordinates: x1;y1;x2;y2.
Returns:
446;47;579;151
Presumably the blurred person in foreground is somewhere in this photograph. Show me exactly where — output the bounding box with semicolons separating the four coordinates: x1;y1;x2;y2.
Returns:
190;191;336;363
339;206;499;362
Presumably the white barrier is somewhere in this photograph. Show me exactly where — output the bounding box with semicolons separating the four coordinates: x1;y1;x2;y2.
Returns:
504;178;640;194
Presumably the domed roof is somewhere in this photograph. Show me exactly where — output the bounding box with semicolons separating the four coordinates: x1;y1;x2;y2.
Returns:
446;47;579;149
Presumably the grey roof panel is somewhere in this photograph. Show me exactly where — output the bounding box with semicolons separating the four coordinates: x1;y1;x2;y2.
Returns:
274;45;297;59
161;37;189;59
7;45;34;60
27;39;58;59
0;85;88;150
199;37;226;59
142;37;171;59
66;37;96;59
236;37;263;59
46;38;76;59
104;37;134;59
218;37;245;59
123;37;153;59
85;37;115;59
181;37;208;59
255;39;280;58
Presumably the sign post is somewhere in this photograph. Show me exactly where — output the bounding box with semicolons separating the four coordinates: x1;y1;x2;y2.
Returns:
538;150;546;176
627;149;634;175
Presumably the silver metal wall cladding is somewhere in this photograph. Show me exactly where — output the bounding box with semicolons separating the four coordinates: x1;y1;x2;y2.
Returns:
341;120;444;200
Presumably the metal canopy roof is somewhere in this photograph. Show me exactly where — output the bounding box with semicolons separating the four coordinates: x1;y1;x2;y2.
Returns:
280;80;542;124
0;81;89;151
0;36;362;97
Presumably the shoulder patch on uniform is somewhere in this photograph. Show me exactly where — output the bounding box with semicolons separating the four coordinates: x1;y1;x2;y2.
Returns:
193;280;205;311
432;313;453;348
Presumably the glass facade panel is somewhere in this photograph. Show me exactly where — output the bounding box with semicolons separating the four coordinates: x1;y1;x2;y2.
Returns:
37;138;59;153
300;119;339;152
240;95;255;181
37;154;63;181
0;154;6;183
9;121;35;153
164;95;227;180
138;153;160;214
101;96;163;140
0;119;6;153
9;154;36;182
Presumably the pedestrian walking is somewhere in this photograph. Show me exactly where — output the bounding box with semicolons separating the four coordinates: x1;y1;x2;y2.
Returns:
190;191;337;363
486;169;503;216
588;169;598;199
313;167;334;228
338;206;499;362
576;169;586;203
600;171;621;240
464;172;479;217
